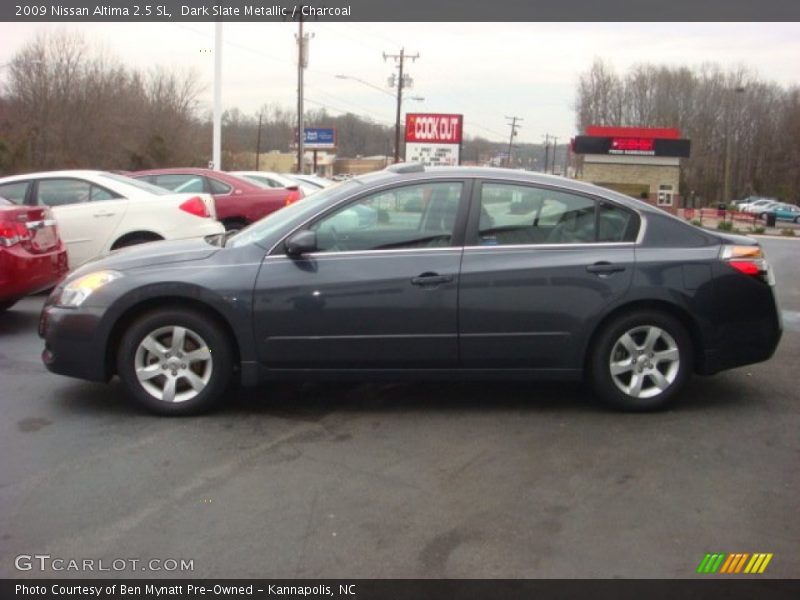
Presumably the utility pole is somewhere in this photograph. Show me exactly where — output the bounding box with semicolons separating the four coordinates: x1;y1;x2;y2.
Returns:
551;136;559;174
295;17;313;174
255;111;263;171
542;134;550;174
384;48;419;163
505;116;522;168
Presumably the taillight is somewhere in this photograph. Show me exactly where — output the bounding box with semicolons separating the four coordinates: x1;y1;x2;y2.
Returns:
179;196;209;218
284;189;301;206
721;245;774;284
0;219;31;247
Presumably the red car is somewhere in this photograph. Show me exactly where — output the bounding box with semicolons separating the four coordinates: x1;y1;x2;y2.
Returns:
0;197;68;311
131;168;302;231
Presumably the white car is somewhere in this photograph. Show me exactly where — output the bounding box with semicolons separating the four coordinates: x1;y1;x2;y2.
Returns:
0;171;224;268
229;171;312;195
286;174;334;190
740;198;779;214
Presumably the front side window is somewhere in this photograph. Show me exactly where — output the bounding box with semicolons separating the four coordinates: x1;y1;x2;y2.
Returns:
476;182;638;245
36;179;92;207
0;181;30;204
310;182;464;253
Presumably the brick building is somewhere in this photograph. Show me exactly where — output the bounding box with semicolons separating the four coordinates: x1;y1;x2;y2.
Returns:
572;126;691;213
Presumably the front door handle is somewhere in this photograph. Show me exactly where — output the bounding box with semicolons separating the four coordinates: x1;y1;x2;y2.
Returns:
93;211;116;218
586;262;626;275
411;272;453;287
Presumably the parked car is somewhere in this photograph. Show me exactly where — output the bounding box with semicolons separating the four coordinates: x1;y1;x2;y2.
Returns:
761;202;800;223
40;165;781;415
229;171;308;197
132;168;299;231
741;198;779;214
0;171;223;268
286;174;334;190
0;196;68;311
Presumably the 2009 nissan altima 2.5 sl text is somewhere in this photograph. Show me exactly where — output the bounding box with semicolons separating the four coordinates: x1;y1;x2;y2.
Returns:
38;165;782;415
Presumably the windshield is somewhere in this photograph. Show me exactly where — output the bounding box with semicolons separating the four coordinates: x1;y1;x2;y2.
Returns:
227;179;358;249
99;172;170;196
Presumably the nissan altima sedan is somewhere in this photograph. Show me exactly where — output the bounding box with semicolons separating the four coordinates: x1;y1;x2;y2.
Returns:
39;165;782;415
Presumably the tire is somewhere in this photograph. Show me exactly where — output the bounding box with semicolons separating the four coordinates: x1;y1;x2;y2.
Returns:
222;218;247;232
0;299;18;312
116;308;233;415
588;310;692;411
112;234;162;250
795;217;800;224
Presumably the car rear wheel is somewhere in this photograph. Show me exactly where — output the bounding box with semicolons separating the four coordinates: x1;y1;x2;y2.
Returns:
117;309;233;415
222;218;247;232
0;299;18;312
589;310;692;411
112;233;163;250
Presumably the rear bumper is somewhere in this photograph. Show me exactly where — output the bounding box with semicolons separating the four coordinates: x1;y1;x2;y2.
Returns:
39;303;109;382
700;285;782;375
0;245;68;302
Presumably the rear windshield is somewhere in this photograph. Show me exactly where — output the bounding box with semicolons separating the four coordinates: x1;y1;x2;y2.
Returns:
99;173;170;195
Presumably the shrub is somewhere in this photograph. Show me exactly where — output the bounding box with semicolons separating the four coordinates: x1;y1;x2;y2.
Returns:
780;228;796;237
691;219;703;227
751;226;766;234
717;221;734;231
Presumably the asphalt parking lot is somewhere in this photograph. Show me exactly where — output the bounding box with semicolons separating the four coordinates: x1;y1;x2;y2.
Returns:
1;237;798;579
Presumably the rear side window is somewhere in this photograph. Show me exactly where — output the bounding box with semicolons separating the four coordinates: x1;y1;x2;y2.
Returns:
0;181;30;204
207;177;232;195
476;182;638;245
152;174;205;192
90;185;120;201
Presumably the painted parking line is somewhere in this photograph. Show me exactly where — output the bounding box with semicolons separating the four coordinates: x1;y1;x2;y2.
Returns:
782;310;800;333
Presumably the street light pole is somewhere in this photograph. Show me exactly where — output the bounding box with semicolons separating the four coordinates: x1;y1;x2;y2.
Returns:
212;22;222;171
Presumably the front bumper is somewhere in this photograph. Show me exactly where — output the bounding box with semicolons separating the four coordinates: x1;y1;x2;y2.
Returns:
39;302;109;382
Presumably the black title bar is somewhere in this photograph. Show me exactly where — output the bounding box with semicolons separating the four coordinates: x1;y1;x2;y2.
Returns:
4;579;800;600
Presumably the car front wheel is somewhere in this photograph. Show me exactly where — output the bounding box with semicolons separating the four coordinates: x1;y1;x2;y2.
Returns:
117;309;233;415
589;310;692;411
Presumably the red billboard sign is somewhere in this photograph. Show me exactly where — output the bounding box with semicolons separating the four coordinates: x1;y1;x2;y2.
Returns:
405;113;463;144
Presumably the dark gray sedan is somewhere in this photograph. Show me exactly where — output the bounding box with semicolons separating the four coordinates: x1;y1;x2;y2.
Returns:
39;165;782;414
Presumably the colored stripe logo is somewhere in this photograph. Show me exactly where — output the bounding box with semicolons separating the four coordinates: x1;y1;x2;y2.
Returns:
697;553;773;574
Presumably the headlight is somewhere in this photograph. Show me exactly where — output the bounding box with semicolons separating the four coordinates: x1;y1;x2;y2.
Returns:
56;270;122;307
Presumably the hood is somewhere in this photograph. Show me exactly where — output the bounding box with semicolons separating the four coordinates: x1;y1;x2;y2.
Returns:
68;237;221;279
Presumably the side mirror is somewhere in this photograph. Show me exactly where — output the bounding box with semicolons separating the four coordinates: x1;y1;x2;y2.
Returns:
285;229;317;256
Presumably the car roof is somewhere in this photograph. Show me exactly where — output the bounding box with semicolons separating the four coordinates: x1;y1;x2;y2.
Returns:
0;170;110;182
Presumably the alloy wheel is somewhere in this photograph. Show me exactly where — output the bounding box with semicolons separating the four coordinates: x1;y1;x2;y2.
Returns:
134;326;213;403
609;325;680;399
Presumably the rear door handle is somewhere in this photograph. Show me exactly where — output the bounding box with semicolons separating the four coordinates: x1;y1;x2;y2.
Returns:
411;272;453;286
586;262;626;275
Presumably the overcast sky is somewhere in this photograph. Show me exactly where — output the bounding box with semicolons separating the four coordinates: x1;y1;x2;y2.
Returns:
0;22;798;144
